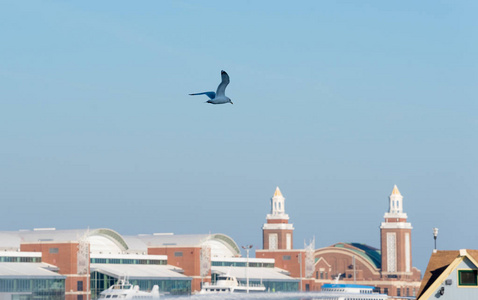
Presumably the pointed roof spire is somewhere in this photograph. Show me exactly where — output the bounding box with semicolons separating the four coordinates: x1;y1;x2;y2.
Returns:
274;186;283;197
391;185;401;196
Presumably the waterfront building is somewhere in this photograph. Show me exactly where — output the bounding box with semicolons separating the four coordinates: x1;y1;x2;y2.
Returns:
0;228;299;298
143;233;300;292
0;228;194;299
256;185;422;297
210;257;299;292
0;251;65;299
417;249;478;300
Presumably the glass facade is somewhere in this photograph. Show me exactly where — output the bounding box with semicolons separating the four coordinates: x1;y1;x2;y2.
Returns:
0;278;65;300
90;271;191;299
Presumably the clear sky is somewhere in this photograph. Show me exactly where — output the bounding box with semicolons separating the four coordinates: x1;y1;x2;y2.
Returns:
0;1;476;273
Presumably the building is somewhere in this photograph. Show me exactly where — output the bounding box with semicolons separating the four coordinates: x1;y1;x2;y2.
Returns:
210;257;299;292
0;228;194;299
0;227;299;299
417;249;478;300
257;185;422;297
262;187;294;250
144;233;299;292
0;251;65;300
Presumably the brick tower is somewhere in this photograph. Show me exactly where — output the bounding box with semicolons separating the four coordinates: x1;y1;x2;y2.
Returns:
262;187;294;250
380;185;413;277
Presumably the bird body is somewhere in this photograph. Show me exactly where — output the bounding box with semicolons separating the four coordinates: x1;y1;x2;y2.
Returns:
189;70;233;104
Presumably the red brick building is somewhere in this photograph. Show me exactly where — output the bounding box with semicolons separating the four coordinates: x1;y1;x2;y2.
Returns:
21;241;89;300
146;234;241;292
257;186;422;298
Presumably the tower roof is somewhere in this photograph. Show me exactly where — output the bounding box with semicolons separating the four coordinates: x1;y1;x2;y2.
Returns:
273;186;283;197
391;185;401;196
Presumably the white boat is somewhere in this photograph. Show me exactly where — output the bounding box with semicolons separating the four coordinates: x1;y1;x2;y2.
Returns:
98;278;160;299
199;273;266;293
316;283;389;300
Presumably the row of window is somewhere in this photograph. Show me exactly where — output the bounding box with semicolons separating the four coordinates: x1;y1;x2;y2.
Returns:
0;256;41;263
211;261;274;268
0;279;64;293
90;258;166;265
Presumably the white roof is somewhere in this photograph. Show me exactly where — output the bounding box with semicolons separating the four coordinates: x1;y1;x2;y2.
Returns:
91;253;167;260
212;257;274;264
90;264;191;280
124;233;240;257
0;229;240;258
0;251;41;258
212;266;298;282
0;263;65;278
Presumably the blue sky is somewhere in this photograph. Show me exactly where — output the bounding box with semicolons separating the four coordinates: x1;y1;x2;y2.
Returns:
0;1;476;273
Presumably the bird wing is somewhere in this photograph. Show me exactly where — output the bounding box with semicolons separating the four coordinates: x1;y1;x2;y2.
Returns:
189;91;216;99
216;70;230;97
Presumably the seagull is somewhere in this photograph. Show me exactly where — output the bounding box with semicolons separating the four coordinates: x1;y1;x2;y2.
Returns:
189;70;233;104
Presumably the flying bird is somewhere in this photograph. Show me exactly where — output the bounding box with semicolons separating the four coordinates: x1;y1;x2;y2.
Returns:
189;70;233;104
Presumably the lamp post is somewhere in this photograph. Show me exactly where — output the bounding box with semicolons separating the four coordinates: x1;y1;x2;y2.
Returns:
433;228;439;252
298;253;302;292
242;245;253;293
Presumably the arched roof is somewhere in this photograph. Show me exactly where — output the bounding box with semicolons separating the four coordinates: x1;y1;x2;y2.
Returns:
0;228;130;254
86;228;129;254
206;234;240;257
315;242;382;270
127;233;241;257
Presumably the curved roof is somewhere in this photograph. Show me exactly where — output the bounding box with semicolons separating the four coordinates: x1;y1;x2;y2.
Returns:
330;243;381;269
87;229;129;253
314;242;381;271
128;233;240;257
0;229;129;254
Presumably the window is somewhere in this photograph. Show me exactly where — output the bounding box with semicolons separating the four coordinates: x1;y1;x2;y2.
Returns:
174;252;183;257
121;259;134;264
77;280;83;291
49;248;59;254
459;270;478;286
397;288;401;296
77;295;83;300
269;234;278;250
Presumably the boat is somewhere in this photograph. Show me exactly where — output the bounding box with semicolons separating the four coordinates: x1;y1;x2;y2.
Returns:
199;273;266;293
316;283;389;300
98;278;160;299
